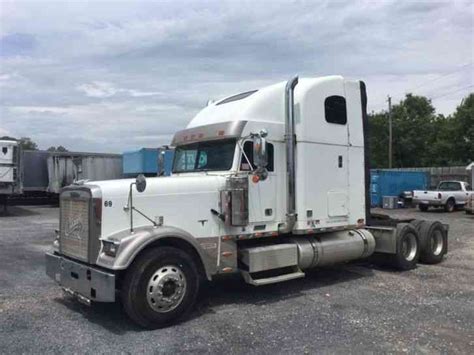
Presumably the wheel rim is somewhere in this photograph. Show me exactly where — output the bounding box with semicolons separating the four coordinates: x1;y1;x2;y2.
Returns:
146;265;187;313
431;230;444;256
402;233;417;261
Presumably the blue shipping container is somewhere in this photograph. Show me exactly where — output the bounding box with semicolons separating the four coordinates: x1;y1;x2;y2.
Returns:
123;148;174;176
370;170;429;207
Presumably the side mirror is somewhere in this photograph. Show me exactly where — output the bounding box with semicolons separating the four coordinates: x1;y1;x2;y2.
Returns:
252;130;269;182
135;174;147;193
253;135;268;169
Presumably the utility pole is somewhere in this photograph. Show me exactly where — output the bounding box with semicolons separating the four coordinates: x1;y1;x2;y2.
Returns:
387;95;392;168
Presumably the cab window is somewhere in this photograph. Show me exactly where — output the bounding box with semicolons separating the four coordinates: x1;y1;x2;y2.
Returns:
325;95;347;125
240;141;274;172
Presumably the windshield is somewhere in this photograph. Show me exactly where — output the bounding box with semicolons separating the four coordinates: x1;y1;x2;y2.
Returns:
172;139;236;173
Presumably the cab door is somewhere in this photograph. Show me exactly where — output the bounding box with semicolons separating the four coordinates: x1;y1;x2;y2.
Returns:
240;141;276;223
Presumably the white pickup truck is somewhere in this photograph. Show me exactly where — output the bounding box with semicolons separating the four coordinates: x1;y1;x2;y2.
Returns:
414;181;473;212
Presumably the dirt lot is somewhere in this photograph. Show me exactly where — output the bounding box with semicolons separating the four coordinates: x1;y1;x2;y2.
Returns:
0;206;473;354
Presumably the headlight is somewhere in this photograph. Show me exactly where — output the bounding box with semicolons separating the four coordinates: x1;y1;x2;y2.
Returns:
102;240;120;257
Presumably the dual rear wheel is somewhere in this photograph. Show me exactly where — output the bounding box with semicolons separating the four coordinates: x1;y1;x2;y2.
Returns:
377;221;447;270
411;220;447;264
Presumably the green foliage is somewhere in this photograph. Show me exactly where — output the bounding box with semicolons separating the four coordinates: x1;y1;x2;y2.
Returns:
18;137;38;151
369;93;473;168
47;145;68;152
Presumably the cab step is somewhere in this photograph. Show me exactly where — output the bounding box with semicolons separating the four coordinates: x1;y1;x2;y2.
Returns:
241;268;305;286
239;243;304;285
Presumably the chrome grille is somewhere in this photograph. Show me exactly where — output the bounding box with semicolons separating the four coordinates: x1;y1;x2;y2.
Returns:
60;197;90;262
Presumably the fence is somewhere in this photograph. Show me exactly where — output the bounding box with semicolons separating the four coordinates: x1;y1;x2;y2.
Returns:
384;166;471;188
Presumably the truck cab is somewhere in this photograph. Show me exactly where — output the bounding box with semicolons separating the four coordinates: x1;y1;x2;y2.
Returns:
45;76;448;328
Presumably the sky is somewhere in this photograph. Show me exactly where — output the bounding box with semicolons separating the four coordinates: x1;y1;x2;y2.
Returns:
0;0;473;153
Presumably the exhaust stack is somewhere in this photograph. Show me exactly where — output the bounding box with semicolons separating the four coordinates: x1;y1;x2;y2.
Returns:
279;76;299;234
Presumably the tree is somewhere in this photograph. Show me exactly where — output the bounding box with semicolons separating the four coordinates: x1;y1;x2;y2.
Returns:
47;145;68;152
448;94;474;164
368;92;473;168
18;137;38;151
368;112;389;168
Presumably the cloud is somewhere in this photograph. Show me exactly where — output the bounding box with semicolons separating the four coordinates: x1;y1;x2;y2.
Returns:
0;0;473;152
76;81;162;98
76;81;118;98
0;127;12;137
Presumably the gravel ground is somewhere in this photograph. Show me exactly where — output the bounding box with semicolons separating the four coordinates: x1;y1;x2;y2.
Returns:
0;206;473;354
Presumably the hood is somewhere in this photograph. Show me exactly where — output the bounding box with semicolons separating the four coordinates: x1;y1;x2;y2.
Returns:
85;174;228;239
86;174;226;198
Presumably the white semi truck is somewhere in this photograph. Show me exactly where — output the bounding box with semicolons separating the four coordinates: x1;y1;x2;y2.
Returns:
46;76;448;328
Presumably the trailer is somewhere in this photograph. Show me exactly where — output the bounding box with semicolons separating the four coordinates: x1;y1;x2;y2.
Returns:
47;152;122;193
0;140;22;211
45;76;448;329
2;150;123;207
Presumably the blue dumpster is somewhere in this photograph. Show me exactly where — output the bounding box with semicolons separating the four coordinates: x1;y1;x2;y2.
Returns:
370;170;429;207
123;148;174;177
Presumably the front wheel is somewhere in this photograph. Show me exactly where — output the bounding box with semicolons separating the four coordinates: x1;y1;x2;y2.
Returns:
418;204;429;212
121;246;200;329
444;198;455;212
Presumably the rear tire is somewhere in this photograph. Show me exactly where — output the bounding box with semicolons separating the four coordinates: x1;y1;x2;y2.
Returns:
418;204;429;212
121;246;200;329
444;198;455;212
417;221;447;264
389;223;420;270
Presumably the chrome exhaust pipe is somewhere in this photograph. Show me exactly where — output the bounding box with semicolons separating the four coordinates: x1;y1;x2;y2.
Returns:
279;76;299;233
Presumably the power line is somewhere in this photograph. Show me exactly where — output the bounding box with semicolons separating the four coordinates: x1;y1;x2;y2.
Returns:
429;84;474;100
403;62;473;94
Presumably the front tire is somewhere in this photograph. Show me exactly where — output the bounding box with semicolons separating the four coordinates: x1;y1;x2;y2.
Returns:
418;204;429;212
121;246;200;329
444;198;455;212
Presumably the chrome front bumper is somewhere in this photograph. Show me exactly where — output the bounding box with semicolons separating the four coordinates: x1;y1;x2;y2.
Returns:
45;252;116;303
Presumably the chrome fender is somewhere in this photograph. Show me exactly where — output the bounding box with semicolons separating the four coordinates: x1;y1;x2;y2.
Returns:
96;226;218;280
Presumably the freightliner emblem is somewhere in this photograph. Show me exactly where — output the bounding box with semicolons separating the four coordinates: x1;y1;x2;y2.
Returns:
64;218;84;240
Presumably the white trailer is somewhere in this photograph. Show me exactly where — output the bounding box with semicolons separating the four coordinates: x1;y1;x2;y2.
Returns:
45;76;448;328
0;140;22;210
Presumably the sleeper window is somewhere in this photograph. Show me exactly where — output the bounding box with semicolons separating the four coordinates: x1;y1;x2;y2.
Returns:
240;141;274;172
325;95;347;125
